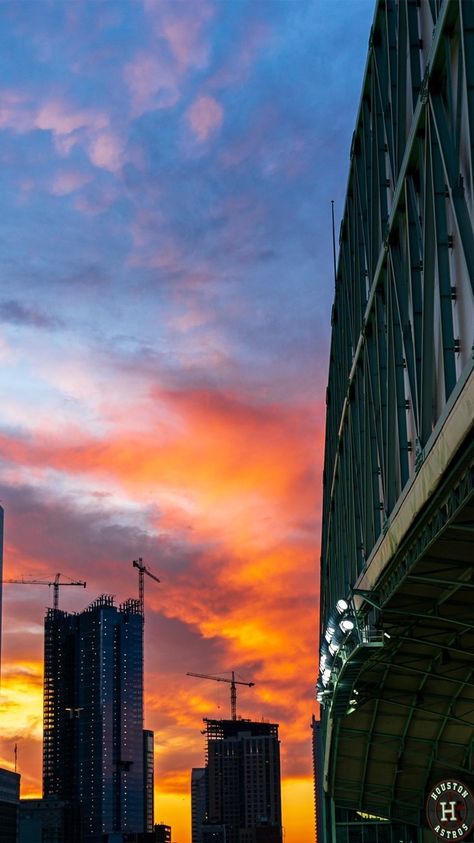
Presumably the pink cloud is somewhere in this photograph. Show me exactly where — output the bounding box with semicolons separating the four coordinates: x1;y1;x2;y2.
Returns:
143;2;214;72
51;169;91;196
185;95;223;142
0;91;131;175
123;4;214;117
35;99;107;136
162;13;211;70
0;91;123;174
0;90;33;134
88;130;124;173
123;50;180;116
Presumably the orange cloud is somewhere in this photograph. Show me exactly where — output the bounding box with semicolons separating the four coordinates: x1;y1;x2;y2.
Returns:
0;382;321;839
0;388;322;515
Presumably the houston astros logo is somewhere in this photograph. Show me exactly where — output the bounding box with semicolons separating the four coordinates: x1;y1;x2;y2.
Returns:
426;780;474;840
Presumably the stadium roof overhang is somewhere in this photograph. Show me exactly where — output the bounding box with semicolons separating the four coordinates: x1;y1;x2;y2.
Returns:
324;373;474;827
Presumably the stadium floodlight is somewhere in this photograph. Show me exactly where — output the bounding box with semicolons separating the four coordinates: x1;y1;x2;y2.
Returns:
325;622;336;643
329;626;344;655
322;667;332;686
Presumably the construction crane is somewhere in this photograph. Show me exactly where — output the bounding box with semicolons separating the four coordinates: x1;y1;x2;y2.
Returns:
132;558;160;618
3;572;86;610
186;670;255;720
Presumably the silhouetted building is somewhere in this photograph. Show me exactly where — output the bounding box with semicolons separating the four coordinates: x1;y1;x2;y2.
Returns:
191;767;206;843
0;767;20;843
153;824;171;842
204;719;282;843
202;827;226;843
19;797;68;843
43;594;147;842
143;730;154;833
311;715;323;843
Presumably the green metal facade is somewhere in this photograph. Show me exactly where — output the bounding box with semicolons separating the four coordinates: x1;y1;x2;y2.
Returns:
321;0;474;619
319;0;474;835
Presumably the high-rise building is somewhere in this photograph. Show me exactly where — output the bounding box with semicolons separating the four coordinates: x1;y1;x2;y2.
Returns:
191;767;206;843
19;797;69;843
153;824;172;843
143;730;154;833
43;594;147;842
0;767;20;843
311;716;322;843
0;512;19;843
203;719;282;843
202;826;226;843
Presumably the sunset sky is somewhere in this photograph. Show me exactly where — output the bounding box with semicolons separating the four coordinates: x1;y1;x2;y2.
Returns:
0;1;374;840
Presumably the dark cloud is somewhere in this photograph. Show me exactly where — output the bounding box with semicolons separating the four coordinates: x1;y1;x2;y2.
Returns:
0;299;61;329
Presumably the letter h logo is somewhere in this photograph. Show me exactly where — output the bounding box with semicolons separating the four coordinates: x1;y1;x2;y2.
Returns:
439;801;458;823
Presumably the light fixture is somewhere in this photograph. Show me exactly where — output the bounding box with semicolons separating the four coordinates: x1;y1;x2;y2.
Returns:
329;626;345;655
317;597;359;706
322;667;331;686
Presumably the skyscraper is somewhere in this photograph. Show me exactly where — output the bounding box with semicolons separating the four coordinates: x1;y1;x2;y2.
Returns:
43;594;146;842
0;767;20;843
191;767;206;843
143;729;155;833
203;719;282;843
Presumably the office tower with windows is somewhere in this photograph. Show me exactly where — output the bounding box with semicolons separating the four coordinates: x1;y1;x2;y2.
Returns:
143;729;154;833
191;767;206;843
153;824;172;842
204;719;282;843
43;594;145;842
0;767;20;843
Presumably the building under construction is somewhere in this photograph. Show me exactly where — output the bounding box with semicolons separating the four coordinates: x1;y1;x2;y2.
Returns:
196;719;282;843
43;594;153;842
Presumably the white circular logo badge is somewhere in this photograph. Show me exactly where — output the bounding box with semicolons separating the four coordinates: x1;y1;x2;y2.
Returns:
426;780;474;840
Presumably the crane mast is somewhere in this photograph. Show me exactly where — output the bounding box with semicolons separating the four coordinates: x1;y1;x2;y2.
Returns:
132;558;160;618
186;670;255;720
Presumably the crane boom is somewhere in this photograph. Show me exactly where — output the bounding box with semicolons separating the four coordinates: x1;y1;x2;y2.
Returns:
3;572;86;609
186;670;255;720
